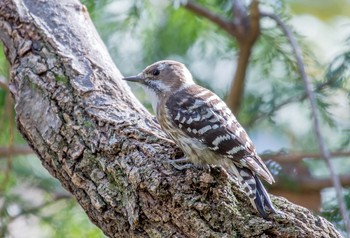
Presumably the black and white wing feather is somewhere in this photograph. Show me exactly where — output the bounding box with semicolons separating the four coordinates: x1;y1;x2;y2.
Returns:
166;85;274;184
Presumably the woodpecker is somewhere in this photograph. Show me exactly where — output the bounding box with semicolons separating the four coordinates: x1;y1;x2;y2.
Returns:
123;60;277;217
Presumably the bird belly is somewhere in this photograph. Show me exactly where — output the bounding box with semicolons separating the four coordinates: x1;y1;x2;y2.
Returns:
176;136;212;165
180;140;235;169
167;131;219;165
166;129;238;170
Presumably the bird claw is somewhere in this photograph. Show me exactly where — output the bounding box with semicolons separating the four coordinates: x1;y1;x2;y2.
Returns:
165;157;193;170
273;209;287;218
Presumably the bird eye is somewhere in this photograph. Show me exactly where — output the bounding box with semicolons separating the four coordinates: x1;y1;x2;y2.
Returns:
152;69;160;76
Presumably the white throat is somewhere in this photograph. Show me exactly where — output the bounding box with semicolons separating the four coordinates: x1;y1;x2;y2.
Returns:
141;85;160;113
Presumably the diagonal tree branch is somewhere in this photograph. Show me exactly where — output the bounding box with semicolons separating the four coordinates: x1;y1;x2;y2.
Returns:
261;11;350;237
0;0;343;237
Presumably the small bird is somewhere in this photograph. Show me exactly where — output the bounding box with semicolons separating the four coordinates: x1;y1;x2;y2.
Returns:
123;60;277;217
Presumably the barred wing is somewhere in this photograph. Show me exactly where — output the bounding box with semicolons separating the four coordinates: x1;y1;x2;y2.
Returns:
166;85;274;183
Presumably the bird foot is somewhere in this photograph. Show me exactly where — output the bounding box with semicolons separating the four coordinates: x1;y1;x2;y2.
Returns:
273;209;287;218
165;157;193;170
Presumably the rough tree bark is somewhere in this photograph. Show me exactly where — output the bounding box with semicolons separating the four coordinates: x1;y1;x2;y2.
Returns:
0;0;343;237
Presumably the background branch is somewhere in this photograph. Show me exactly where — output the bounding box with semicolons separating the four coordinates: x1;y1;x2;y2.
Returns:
261;150;350;164
226;0;260;114
8;196;69;223
184;1;236;37
0;145;33;158
261;11;350;237
184;0;260;115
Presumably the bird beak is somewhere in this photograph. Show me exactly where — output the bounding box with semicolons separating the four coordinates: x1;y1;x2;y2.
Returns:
122;74;144;83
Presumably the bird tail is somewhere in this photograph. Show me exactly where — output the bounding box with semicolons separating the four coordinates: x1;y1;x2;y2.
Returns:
254;173;278;217
232;166;277;218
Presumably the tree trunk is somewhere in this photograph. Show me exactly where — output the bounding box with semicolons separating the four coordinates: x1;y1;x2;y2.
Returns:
0;0;342;237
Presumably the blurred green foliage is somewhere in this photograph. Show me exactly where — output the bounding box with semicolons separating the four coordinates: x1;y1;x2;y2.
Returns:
0;0;349;236
289;0;350;20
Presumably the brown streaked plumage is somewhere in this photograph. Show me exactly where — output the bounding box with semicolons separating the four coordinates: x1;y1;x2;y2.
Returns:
123;60;277;218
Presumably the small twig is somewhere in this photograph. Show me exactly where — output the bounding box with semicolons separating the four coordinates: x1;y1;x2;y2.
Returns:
262;12;350;236
8;195;70;223
261;151;350;164
184;1;236;36
0;145;33;157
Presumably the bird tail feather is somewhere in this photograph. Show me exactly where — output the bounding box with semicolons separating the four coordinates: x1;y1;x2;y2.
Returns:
231;166;277;218
254;173;277;217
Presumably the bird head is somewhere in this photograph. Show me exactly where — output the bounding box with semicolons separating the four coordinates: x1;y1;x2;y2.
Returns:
123;60;195;95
